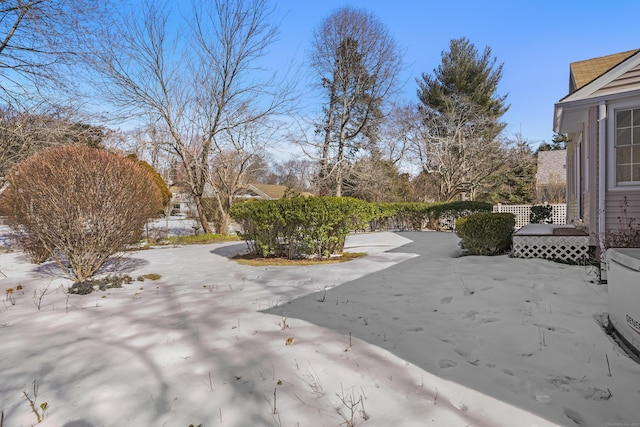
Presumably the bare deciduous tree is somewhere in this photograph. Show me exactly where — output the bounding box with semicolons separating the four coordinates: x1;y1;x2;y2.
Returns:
414;94;510;201
1;145;162;282
536;176;566;204
310;7;402;196
342;157;410;202
374;103;415;166
0;0;106;105
206;123;266;234
0;106;106;192
91;0;290;233
270;158;316;191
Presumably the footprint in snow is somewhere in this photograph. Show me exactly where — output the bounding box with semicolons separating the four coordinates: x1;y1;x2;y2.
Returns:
563;408;585;425
584;387;612;401
454;348;472;358
440;296;453;304
534;323;575;334
439;359;457;369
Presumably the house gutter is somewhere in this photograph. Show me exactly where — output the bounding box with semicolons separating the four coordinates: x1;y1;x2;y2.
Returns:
598;101;607;250
559;87;640;106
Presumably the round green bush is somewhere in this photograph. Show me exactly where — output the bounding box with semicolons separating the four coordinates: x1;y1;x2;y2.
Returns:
455;213;515;255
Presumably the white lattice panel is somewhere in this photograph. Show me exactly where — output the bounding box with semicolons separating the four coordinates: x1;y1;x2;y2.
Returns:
512;235;589;263
493;204;567;229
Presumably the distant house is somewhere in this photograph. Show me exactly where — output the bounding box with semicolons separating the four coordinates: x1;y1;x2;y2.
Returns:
553;48;640;244
236;183;307;200
536;149;566;203
169;183;311;215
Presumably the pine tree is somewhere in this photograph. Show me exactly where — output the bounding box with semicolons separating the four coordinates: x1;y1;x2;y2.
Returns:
417;37;509;120
414;38;510;201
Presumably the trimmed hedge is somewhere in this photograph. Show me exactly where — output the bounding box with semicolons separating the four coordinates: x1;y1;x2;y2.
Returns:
455;212;515;256
229;197;380;259
371;201;493;231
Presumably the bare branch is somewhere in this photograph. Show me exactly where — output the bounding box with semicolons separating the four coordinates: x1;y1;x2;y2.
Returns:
91;0;292;233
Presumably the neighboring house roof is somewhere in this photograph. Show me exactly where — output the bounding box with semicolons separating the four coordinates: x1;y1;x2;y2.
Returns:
170;183;312;202
246;183;288;199
569;49;640;93
536;150;566;186
243;183;313;199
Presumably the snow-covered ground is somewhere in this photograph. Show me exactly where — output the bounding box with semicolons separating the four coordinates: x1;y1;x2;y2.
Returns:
0;229;638;426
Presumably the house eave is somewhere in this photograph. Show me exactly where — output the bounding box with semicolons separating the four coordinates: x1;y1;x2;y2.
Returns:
554;88;640;134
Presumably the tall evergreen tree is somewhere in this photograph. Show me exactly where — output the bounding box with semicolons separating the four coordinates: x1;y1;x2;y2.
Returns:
414;38;511;201
417;37;509;120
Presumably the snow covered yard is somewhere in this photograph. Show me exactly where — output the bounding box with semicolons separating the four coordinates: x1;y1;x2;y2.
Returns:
0;230;638;426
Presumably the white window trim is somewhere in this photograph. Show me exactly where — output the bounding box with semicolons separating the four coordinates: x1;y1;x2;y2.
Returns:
607;99;640;191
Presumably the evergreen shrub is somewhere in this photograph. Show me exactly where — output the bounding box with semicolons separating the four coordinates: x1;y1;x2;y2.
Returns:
530;204;553;224
455;212;515;255
427;201;493;230
230;197;379;258
370;201;493;231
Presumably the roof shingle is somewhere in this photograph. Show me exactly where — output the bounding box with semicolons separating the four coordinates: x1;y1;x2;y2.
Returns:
570;49;640;93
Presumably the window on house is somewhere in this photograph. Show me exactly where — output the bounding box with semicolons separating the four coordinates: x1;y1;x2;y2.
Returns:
615;108;640;183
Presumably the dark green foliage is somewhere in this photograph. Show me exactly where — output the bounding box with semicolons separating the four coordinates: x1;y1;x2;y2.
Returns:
371;201;492;231
371;202;434;230
482;139;536;204
127;154;172;210
69;275;133;295
538;133;568;151
230;197;379;259
530;204;553;224
417;37;508;120
426;201;493;230
455;213;515;255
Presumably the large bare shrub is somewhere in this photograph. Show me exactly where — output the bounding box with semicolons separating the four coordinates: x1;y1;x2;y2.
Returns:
1;145;162;281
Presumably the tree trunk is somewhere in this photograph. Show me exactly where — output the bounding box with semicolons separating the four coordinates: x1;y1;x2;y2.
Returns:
335;98;348;197
318;83;336;196
193;194;212;234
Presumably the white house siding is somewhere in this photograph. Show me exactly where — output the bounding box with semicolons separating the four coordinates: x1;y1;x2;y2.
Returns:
593;64;640;97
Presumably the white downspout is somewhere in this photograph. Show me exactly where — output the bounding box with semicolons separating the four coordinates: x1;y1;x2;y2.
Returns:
598;102;607;267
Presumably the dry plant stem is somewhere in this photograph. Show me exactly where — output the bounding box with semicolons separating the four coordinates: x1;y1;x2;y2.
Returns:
23;392;41;424
336;384;366;427
33;282;51;310
273;388;277;414
606;354;612;377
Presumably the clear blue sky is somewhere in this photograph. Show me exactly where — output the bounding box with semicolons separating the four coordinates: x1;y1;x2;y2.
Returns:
268;0;640;147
